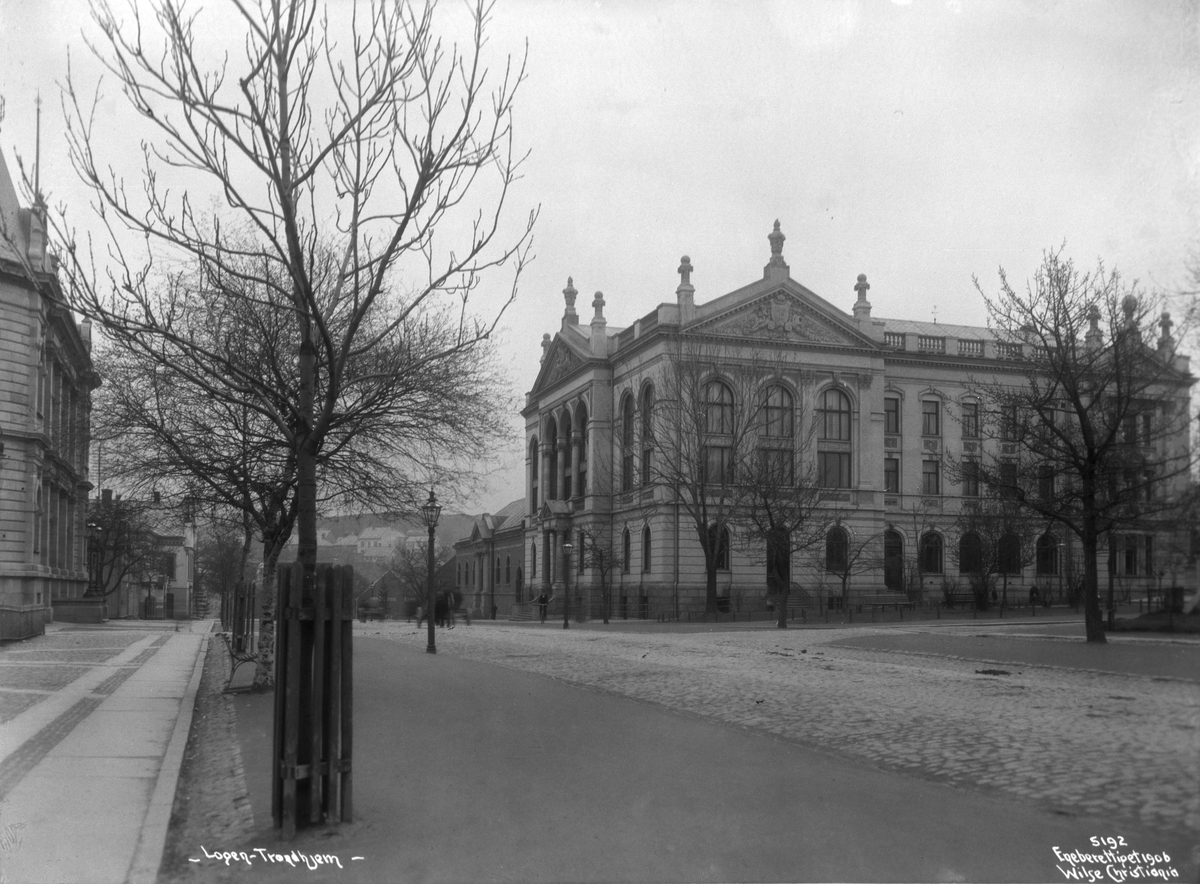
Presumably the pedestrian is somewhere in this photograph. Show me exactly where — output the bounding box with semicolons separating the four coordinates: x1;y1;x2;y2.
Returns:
990;588;998;606
1029;585;1039;609
538;591;548;623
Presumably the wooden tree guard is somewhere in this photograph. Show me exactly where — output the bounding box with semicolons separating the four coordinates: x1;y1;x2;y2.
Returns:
272;562;354;838
232;581;257;654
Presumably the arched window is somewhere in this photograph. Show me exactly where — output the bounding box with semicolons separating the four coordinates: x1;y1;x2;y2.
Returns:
622;528;631;573
817;388;853;488
708;524;731;571
825;526;849;573
1036;533;1058;576
640;385;654;485
703;381;736;487
819;388;852;440
998;534;1022;575
621;394;635;492
505;556;511;584
529;437;539;510
884;530;904;591
545;416;559;499
920;532;943;574
576;403;589;497
642;525;652;572
561;412;573;499
959;532;983;574
705;380;735;435
759;385;795;484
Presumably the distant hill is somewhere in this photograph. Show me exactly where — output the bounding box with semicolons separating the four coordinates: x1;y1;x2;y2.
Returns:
314;511;484;548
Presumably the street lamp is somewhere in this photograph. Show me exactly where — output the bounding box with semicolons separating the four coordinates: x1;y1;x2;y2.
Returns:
562;541;573;630
85;521;100;597
421;488;442;654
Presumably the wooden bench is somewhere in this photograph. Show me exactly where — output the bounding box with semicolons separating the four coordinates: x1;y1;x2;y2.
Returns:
220;631;258;693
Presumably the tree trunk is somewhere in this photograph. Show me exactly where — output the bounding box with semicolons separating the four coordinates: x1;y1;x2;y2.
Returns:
776;582;788;629
252;539;288;690
706;565;718;615
1081;522;1107;643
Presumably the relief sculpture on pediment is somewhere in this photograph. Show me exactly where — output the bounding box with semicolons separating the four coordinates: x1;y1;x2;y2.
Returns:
709;292;844;345
541;344;583;388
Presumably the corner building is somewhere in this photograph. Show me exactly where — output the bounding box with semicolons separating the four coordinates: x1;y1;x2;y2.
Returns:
0;148;99;638
521;223;1189;619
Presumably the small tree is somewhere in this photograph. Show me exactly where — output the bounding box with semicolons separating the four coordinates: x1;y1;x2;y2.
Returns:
88;494;171;609
813;517;881;618
577;526;620;625
950;496;1039;612
972;249;1196;642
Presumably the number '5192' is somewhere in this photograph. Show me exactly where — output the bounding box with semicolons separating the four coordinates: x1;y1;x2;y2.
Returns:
1091;837;1127;849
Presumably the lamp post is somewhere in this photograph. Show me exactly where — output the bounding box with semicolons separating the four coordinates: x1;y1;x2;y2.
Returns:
85;521;100;597
562;541;572;629
421;489;442;654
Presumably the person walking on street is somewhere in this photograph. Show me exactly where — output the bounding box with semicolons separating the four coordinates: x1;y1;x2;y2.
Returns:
1029;585;1039;609
538;591;548;623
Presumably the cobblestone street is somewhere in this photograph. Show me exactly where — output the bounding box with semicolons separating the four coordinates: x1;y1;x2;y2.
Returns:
359;620;1199;856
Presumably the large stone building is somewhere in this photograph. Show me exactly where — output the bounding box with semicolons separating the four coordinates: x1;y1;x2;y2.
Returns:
519;222;1193;620
0;148;99;638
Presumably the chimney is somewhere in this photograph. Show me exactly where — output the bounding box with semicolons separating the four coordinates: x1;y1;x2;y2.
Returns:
676;256;695;324
590;291;608;356
561;277;579;329
853;274;872;324
763;220;789;281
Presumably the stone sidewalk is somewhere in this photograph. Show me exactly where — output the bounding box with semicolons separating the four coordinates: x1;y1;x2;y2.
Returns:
0;620;211;884
359;617;1200;864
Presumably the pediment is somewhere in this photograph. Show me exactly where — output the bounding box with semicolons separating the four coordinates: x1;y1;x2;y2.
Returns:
531;337;586;395
694;289;870;347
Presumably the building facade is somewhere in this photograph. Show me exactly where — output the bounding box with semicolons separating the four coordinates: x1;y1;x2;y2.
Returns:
454;499;527;619
0;148;99;639
520;222;1193;620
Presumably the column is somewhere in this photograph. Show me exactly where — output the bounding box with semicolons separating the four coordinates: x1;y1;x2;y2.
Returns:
541;443;552;502
556;439;567;501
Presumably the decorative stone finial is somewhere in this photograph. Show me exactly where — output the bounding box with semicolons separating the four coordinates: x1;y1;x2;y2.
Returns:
592;291;606;320
1122;295;1138;324
562;277;578;325
678;256;693;289
764;221;789;280
540;332;552;362
1158;310;1174;351
1085;304;1102;349
853;273;872;322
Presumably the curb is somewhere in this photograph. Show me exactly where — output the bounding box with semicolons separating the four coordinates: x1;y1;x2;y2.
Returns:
127;632;211;884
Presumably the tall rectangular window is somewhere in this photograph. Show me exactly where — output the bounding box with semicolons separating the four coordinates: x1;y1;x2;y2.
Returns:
1002;405;1021;441
1123;536;1138;576
884;398;900;434
818;452;852;489
1144;536;1154;576
961;402;979;438
884;457;899;494
921;460;940;495
922;400;940;436
962;459;980;497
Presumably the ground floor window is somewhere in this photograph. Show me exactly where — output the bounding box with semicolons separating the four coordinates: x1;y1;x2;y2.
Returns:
920;532;943;574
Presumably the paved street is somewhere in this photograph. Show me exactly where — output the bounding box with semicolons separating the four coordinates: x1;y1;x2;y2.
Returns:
358;619;1199;860
179;615;1199;884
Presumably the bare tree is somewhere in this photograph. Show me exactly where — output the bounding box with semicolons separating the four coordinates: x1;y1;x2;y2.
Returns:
970;249;1196;642
577;525;621;625
646;340;774;614
88;492;172;608
732;417;823;628
949;496;1040;612
810;516;881;619
46;0;533;677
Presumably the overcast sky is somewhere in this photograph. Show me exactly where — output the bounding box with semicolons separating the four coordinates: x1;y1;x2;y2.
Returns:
1;0;1196;514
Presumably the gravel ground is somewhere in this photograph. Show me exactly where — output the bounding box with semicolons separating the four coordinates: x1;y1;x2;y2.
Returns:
159;639;255;884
